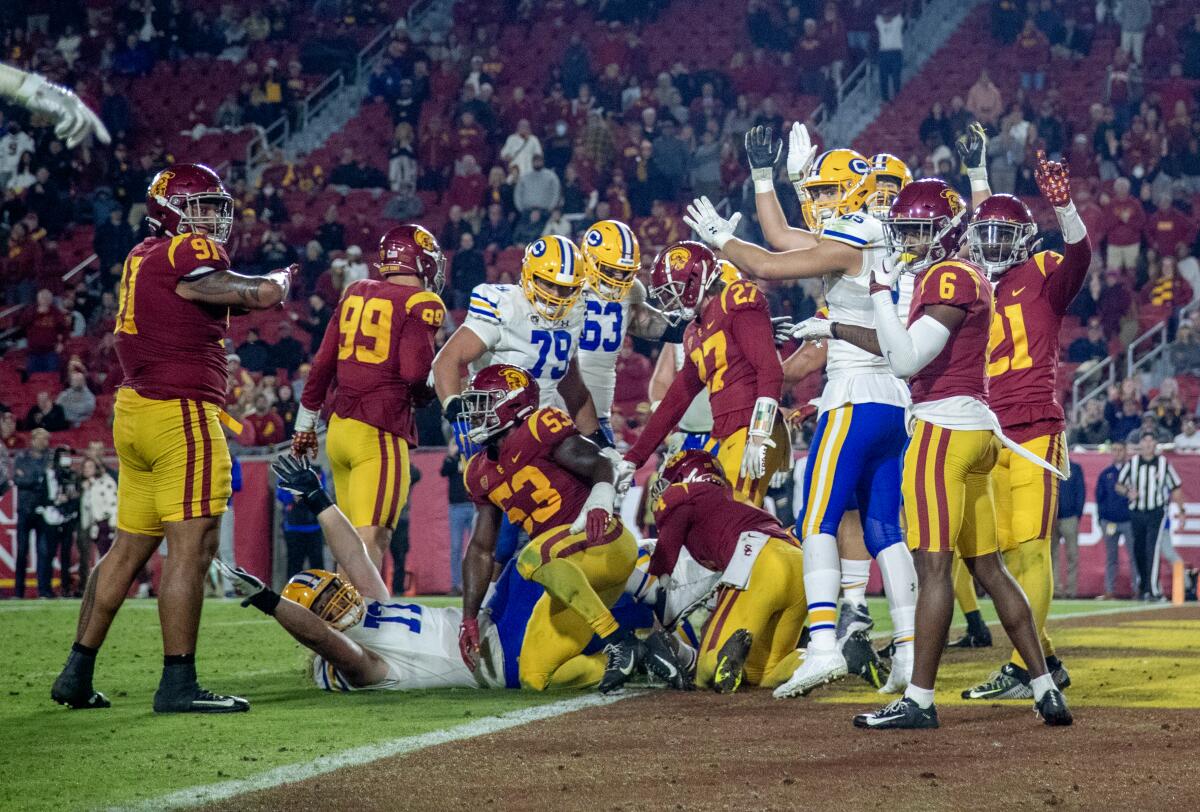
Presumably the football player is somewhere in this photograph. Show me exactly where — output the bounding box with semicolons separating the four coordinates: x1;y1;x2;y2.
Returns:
620;242;790;508
816;179;1070;729
577;219;686;445
0;64;109;146
293;225;447;568
648;450;810;692
433;236;604;452
684;128;920;697
53;164;295;713
223;457;688;692
958;149;1091;700
455;364;647;693
865;153;913;218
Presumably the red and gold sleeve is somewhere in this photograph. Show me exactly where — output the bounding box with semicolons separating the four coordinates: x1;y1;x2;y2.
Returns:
526;408;580;451
729;304;784;401
165;234;230;279
300;300;342;411
1042;236;1093;315
648;485;691;577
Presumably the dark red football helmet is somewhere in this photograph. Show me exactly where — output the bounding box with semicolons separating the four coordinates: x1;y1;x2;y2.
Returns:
145;163;234;243
649;448;727;503
378;224;446;292
882;178;968;273
649;241;720;324
966;194;1036;278
460;364;540;444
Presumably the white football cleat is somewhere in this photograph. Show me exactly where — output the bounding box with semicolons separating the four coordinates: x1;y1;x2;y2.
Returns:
880;646;912;694
773;647;848;699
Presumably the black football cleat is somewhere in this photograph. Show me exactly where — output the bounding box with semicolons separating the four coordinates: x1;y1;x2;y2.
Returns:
1046;656;1072;691
51;680;111;710
642;630;689;690
962;662;1032;700
153;685;250;714
1035;688;1073;726
853;697;939;730
711;629;753;694
947;627;993;649
842;630;887;689
598;632;641;694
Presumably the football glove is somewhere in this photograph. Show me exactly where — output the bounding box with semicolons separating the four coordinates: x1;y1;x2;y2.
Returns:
744;125;782;188
458;617;480;671
772;316;797;345
740;396;779;480
786;316;834;344
14;70;111;148
786;122;817;183
214;559;280;615
266;263;299;303
613;458;637;496
955;122;988;170
682;196;741;250
444;396;480;457
272;454;333;514
870;250;905;294
1033;149;1071;207
570;481;615;544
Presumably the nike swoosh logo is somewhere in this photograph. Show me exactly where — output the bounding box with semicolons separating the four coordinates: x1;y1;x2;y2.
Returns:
1012;286;1026;297
510;454;521;464
653;654;678;678
192;697;240;709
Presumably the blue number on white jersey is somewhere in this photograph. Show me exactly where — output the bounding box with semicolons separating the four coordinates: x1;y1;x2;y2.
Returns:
580;299;624;353
530;329;573;379
363;602;423;633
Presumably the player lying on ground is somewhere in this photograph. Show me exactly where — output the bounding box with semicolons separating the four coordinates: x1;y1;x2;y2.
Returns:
456;364;681;693
0;63;110;146
52;164;295;713
294;225;447;568
958;142;1090;701
792;178;1071;729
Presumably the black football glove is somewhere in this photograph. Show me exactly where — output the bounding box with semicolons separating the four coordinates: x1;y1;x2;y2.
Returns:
272;454;333;514
744;125;783;172
955;122;987;170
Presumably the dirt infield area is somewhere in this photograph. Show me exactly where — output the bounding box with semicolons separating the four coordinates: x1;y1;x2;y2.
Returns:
211;607;1200;812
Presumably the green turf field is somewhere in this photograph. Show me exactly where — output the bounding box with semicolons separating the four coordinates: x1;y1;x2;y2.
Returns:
0;597;1188;811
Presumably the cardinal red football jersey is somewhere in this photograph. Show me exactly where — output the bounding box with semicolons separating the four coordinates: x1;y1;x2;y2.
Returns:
907;259;994;406
463;407;590;538
302;279;445;444
114;234;233;405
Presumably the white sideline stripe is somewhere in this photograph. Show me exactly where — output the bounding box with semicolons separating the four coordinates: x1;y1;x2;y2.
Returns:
113;691;638;811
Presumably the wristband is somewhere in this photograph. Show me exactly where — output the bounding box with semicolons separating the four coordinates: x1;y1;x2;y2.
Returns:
300;487;334;515
967;166;989;193
443;395;463;422
294;404;319;433
829;323;840;340
246;588;281;616
753;175;775;194
748;397;778;439
1054;201;1086;244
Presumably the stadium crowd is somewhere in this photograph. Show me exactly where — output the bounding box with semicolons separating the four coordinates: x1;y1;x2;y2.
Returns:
2;0;1200;599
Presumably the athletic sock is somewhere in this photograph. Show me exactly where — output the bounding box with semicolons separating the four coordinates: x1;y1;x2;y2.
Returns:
876;543;916;651
160;653;198;692
1045;655;1062;671
953;555;979;615
528;558;620;639
1030;673;1054;702
840;558;871;608
904;683;935;709
965;609;987;636
61;642;98;685
1009;539;1053;670
802;533;840;651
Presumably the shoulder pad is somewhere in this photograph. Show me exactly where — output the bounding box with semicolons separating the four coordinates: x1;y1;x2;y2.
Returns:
720;279;767;313
821;213;884;248
920;260;984;308
406;290;447;327
527;407;576;443
1032;250;1064;277
467;285;504;324
166;233;229;277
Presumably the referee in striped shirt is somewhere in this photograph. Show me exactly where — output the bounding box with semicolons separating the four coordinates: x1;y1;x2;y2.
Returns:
1117;432;1184;600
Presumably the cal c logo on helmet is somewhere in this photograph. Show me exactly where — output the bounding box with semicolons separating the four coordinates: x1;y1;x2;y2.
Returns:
500;367;529;390
150;171;175;199
414;228;435;251
941;187;964;214
667;247;690;271
848;158;870;175
529;239;547;257
586;229;603;246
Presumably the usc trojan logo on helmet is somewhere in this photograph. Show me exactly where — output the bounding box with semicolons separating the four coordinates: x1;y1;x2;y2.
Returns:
667;247;691;271
500;367;530;390
942;187;964;215
150;171;175;199
414;227;435;251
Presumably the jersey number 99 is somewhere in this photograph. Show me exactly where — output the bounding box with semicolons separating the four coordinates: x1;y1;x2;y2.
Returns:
338;295;393;364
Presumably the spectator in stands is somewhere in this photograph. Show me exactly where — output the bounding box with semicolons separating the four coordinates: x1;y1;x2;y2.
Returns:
316;205;346;252
514;154;562;214
1055;458;1085;598
439;205;474;250
277;465;327;576
327;147;366;189
1126;411;1172;445
1182;13;1200;79
1106;379;1148;441
93;208;136;275
256;184;288;225
447;156;487;219
383;179;425;221
113;33;154;77
637;200;681;254
56;371;96;428
1;411;21;451
274;384;298;439
345;245;369;284
12;429;51;598
628;139;670;217
919;102;954;149
1115;0;1151;65
1168;321;1200;375
1144;193;1195;258
1095;442;1131;599
651;118;689;200
1070;399;1111;445
1034;101;1066;160
1175;416;1200;451
449;232;486;310
875;7;904;102
1104;178;1145;271
243;393;285;447
690;127;723;202
1016;18;1051;91
298;241;327;292
543;208;572;237
236;328;273;375
77;456;117;595
512;209;546;246
1142;255;1193;317
478;203;514;252
21;392;67;434
966;69;1004;130
499;119;543;179
1068;317;1110;363
1151;378;1186;436
20;289;69;374
270;321;306;376
990;0;1023;43
302;294;333;353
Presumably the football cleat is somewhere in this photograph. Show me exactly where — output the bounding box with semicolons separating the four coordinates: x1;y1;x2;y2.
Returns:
598;632;641;694
961;662;1033;700
853;697;939;730
843;630;886;689
836;601;874;641
153;686;250;714
51;684;111;710
642;630;689;690
947;627;993;648
1046;656;1072;691
772;647;848;699
879;645;912;694
711;629;753;694
1034;688;1074;726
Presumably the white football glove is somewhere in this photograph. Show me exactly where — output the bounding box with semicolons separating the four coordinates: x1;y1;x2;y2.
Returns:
872;251;905;291
739;433;776;480
787;316;834;344
16;72;111;148
683;196;742;250
786;122;817;183
569;481;615;540
613;458;637;496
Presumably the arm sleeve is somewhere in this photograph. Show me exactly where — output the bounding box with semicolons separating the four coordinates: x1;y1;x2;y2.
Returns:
1165;461;1182;491
1044;207;1093;314
300;300;341;411
729;306;784;400
399;294;445;383
870;291;952;378
625;356;706;466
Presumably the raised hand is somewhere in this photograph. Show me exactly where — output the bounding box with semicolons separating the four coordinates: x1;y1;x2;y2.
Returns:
1033;149;1071;207
683;196;742;250
955;122;988;170
786;122;817;182
744;125;783;172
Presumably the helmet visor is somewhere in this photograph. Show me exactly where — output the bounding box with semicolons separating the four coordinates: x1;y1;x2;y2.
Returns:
883;218;940;273
312;578;365;631
461;387;504;442
967;221;1029;276
650;278;693;325
178;193;235;243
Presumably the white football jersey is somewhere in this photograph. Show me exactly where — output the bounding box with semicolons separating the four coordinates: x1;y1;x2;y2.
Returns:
669;341;714;433
312;601;477;691
817;212;911;413
576;286;631;419
463;283;586;409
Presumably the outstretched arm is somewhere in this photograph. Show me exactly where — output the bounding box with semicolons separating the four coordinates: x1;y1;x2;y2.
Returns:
625;280;684;341
176;266;294;309
722;237;857;281
272;599;390;688
432;325;488;405
0;64;110;147
462;503;501;621
781;339;828;384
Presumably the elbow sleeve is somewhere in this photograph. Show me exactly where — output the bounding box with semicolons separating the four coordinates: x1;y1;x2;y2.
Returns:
871;292;950;378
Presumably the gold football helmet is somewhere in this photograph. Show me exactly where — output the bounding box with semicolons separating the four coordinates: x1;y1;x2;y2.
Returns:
867;153;913;218
799;148;874;231
581;219;641;302
281;569;365;631
521;235;585;320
